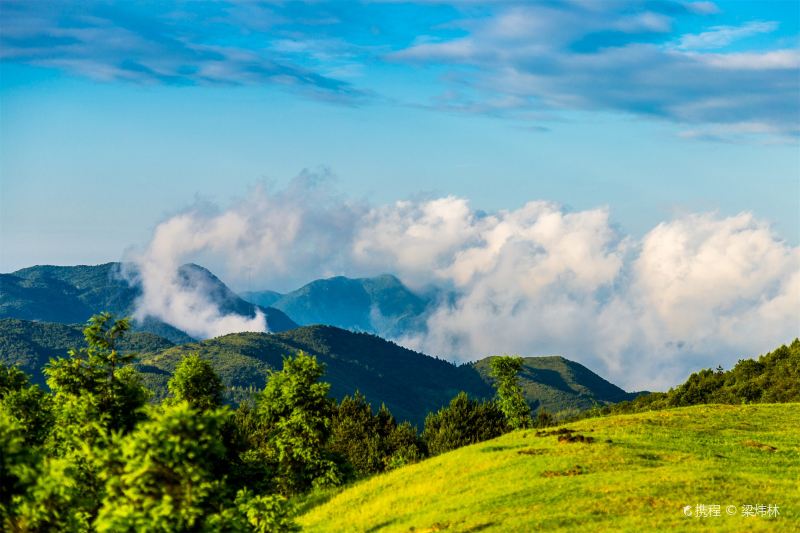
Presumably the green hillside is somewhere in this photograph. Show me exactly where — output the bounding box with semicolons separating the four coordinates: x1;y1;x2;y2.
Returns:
140;325;491;426
600;339;800;415
299;403;799;532
0;318;175;386
469;355;639;414
138;326;642;425
0;263;298;341
241;274;431;337
0;318;640;426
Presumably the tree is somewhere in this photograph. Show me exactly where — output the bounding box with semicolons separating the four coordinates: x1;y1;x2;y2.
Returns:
167;354;225;411
254;351;340;495
328;392;424;478
0;365;53;446
45;312;148;439
33;313;149;527
95;402;233;532
422;392;506;456
0;407;40;530
489;356;532;430
328;392;384;477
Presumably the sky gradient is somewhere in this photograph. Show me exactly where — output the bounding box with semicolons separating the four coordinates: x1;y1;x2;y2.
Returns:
2;0;799;273
0;1;798;387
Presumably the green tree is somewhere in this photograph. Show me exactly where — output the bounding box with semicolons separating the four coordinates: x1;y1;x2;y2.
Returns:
0;365;53;446
0;407;40;530
328;392;424;478
31;313;149;528
489;356;532;430
422;392;506;456
254;351;340;495
46;313;148;440
167;354;225;411
95;402;233;532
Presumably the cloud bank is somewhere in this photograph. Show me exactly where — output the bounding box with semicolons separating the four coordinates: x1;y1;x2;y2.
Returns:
391;3;799;139
2;1;798;138
129;176;799;390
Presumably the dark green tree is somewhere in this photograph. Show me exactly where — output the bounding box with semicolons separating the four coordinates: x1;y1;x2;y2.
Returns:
422;392;506;456
488;356;532;430
167;353;225;411
328;392;424;478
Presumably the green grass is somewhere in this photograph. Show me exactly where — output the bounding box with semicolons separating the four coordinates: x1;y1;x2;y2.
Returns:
298;404;800;532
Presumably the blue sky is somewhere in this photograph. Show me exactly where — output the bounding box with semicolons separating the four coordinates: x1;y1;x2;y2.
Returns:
1;0;798;272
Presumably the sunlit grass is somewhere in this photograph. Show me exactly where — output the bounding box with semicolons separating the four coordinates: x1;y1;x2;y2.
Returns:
299;404;800;532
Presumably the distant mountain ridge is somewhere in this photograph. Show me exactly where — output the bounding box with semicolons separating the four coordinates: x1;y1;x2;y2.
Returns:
0;317;639;426
241;274;432;337
0;318;176;387
0;262;298;342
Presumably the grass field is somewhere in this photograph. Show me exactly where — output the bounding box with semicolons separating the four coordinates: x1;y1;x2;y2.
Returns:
298;404;800;532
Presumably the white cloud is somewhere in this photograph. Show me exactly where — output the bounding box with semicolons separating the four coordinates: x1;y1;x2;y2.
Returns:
130;177;799;390
390;5;798;139
675;21;779;51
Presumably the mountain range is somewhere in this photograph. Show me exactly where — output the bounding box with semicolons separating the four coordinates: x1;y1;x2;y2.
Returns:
241;274;433;337
0;263;641;424
0;263;297;342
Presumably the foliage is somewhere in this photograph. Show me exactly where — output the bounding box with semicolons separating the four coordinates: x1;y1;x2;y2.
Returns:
167;353;224;410
227;489;299;533
13;313;150;529
328;392;424;478
580;338;800;419
0;367;53;446
95;402;232;532
0;407;40;529
488;356;533;429
422;392;506;456
141;325;490;428
45;313;148;440
3;317;642;425
253;351;340;495
0;318;175;388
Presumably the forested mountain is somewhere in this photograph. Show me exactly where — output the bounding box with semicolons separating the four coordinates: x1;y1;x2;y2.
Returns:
0;318;175;386
0;317;638;426
0;263;298;342
241;274;432;337
469;355;638;413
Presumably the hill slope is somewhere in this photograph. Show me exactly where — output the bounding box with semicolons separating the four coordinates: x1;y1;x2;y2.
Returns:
139;326;639;425
0;263;297;341
140;325;491;426
469;355;638;413
0;318;175;386
0;319;639;425
241;274;431;337
299;404;798;532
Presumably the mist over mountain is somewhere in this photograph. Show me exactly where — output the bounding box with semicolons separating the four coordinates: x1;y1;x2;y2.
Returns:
116;176;799;391
0;263;297;342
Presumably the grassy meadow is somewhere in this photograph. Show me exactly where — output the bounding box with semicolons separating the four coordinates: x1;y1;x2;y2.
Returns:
299;404;800;532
